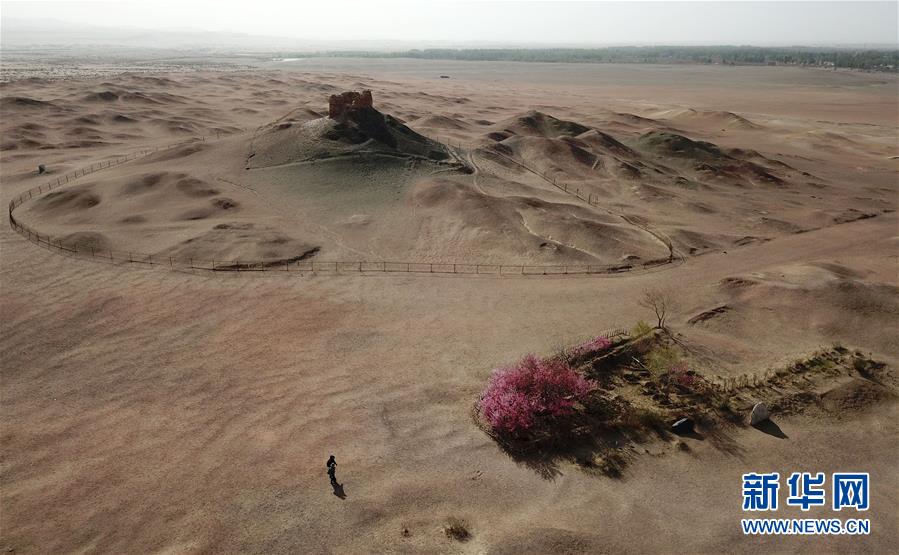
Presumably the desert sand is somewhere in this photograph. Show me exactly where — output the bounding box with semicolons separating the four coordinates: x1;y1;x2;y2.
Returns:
1;60;897;553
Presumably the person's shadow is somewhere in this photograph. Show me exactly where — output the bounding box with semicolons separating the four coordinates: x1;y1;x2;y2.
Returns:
331;482;347;499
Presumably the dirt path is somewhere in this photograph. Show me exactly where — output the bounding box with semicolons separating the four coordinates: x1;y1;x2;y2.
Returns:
476;147;678;260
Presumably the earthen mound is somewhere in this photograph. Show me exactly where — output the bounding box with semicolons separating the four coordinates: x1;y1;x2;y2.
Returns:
637;131;730;161
248;99;452;169
493;110;590;138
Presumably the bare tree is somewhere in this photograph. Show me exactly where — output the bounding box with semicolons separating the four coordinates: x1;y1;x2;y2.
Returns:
639;287;676;329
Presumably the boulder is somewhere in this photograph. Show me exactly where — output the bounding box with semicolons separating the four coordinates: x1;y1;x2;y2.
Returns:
38;164;46;174
750;402;769;425
671;417;694;435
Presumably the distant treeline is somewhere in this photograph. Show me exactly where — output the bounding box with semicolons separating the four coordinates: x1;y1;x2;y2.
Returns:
281;47;899;71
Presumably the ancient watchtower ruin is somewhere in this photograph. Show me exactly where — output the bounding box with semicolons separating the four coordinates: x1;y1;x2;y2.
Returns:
328;90;373;121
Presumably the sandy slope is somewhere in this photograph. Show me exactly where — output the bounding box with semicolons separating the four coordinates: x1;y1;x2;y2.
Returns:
1;62;897;553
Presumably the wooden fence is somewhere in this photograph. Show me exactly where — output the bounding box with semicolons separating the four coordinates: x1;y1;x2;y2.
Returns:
7;136;677;277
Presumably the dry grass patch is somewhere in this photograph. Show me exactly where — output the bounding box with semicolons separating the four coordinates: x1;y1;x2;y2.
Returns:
443;517;471;542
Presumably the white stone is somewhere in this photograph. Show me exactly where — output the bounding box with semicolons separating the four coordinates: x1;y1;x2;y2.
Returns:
750;402;769;425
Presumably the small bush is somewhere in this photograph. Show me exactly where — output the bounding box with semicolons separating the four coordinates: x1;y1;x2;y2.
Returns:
665;362;698;389
631;320;653;337
625;407;667;432
645;345;680;376
572;335;613;356
478;354;596;435
443;517;470;541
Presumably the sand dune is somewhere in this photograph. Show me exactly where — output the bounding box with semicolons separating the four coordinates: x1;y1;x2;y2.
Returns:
492;110;590;138
658;108;762;130
411;114;472;131
410;177;668;263
159;222;319;263
33;185;102;214
1;64;897;554
0;95;60;109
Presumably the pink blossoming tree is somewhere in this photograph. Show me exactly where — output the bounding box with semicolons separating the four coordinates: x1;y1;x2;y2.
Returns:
478;354;596;435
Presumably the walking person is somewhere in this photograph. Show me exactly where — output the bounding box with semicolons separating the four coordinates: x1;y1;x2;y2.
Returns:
326;455;338;486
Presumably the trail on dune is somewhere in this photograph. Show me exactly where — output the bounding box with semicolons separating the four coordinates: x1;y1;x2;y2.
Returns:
470;146;678;261
465;146;489;197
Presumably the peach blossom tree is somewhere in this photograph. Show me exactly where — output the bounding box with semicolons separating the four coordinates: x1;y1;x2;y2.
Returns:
478;354;596;435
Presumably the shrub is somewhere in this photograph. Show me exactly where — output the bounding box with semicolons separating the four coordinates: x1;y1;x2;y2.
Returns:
622;407;667;433
645;345;680;376
478;354;596;435
572;335;613;356
443;517;470;541
631;320;653;337
662;362;712;395
666;361;697;389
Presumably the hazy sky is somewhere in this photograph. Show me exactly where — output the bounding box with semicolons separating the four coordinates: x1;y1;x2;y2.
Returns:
2;0;897;45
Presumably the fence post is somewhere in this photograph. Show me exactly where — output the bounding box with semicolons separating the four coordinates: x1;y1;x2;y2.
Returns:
170;257;173;268
476;264;480;274
406;263;410;272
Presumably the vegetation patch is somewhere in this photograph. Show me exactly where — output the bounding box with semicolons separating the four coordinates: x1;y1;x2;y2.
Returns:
443;517;471;542
476;327;895;479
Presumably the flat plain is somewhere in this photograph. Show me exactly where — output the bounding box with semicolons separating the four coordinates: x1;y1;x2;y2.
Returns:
1;59;897;553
